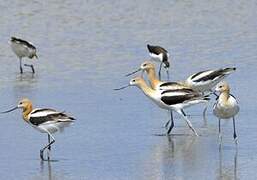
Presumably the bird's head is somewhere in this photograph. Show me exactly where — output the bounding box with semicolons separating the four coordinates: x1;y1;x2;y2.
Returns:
18;98;33;109
215;82;230;93
129;77;144;86
140;61;155;71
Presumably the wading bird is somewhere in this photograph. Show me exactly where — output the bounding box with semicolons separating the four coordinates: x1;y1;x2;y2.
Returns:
147;44;170;80
2;98;75;161
213;82;239;144
126;61;191;134
115;77;210;136
10;37;38;74
126;61;236;128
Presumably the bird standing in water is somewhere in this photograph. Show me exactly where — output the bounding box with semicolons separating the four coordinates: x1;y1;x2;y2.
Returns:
10;37;38;74
213;82;239;144
115;77;209;136
2;98;75;161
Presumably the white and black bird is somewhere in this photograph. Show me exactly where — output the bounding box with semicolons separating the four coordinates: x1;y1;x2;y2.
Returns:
147;44;170;80
115;77;210;136
213;82;239;144
125;61;192;134
10;37;38;74
184;67;236;93
1;98;75;161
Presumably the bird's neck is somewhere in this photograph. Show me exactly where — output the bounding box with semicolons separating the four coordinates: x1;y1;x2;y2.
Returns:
137;80;156;99
146;68;162;89
219;90;230;103
22;105;32;122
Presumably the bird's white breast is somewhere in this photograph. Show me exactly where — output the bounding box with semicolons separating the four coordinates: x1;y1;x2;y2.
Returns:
213;96;239;119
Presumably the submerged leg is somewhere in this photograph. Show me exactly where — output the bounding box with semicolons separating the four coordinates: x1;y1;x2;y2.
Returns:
158;62;163;80
233;117;238;144
164;120;170;129
19;57;23;74
40;133;55;161
178;109;198;136
167;111;174;135
24;64;35;74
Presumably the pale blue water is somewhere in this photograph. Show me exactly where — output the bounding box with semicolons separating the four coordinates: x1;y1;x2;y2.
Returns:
0;0;257;179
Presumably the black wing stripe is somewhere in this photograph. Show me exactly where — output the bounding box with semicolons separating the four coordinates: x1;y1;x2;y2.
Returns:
11;37;36;49
30;108;57;115
193;70;225;82
161;89;195;95
191;70;208;79
147;44;167;54
161;94;196;105
29;116;53;126
29;113;75;126
160;82;181;87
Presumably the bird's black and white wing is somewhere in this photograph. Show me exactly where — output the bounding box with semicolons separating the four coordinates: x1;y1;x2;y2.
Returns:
185;68;236;92
10;37;36;50
29;108;75;125
147;44;169;67
188;68;236;83
160;89;208;106
158;82;191;91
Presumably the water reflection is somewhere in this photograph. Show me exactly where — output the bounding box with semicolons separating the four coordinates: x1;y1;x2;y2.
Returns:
217;145;238;180
40;161;53;180
12;73;39;99
143;136;198;180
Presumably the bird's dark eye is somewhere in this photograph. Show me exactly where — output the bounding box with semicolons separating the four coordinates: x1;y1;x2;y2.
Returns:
132;80;136;82
219;86;222;88
143;64;146;67
19;102;22;105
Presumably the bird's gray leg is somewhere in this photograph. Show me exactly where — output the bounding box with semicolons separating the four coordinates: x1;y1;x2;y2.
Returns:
40;133;55;161
218;118;222;144
24;64;35;74
203;104;208;126
19;57;23;74
167;111;174;135
164;119;170;129
48;134;51;151
233;117;238;144
47;134;51;160
178;109;198;136
211;90;219;98
158;62;163;80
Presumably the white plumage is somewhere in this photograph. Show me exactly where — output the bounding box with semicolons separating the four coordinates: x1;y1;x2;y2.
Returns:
10;36;38;73
213;95;239;119
185;68;236;93
212;82;239;144
1;98;75;161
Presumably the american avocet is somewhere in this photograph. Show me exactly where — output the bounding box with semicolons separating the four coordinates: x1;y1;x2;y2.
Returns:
1;98;75;161
126;62;236;94
147;44;170;80
213;82;239;144
115;77;210;136
126;62;236;122
126;61;192;133
10;37;38;74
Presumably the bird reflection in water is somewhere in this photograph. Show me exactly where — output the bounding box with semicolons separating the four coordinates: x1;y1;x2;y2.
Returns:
40;161;53;180
218;144;238;180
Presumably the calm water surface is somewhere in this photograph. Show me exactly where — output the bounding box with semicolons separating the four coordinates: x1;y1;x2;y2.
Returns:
0;0;257;179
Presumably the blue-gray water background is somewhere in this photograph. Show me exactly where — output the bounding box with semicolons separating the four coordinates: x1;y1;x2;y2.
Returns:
0;0;257;179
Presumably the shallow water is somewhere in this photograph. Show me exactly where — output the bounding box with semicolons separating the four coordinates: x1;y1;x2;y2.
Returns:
0;0;257;179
